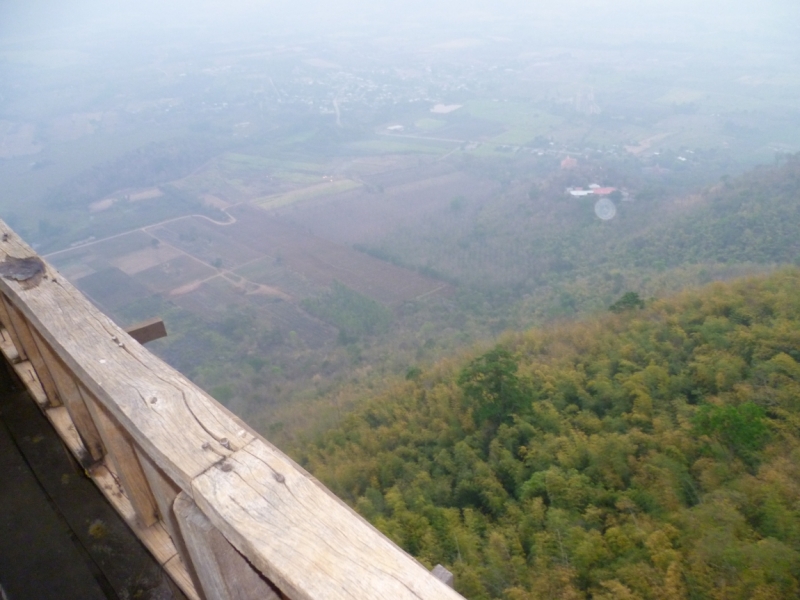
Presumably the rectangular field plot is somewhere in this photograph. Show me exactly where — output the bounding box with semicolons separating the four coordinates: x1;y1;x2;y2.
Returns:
75;267;154;313
251;296;337;349
48;254;98;280
170;277;249;318
235;257;325;300
47;230;159;278
226;206;450;306
110;244;183;275
133;255;216;294
86;230;158;261
149;217;263;269
253;179;362;211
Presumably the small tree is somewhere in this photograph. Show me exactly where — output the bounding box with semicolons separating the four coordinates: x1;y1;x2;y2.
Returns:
458;347;524;427
609;292;645;313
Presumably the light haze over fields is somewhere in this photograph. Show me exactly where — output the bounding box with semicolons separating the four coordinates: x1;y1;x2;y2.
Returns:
1;0;800;435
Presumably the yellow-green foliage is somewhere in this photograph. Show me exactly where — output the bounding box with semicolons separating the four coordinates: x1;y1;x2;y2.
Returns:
299;269;800;599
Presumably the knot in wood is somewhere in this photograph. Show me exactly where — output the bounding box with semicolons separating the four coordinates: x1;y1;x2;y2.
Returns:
273;472;285;484
201;442;211;450
149;396;158;404
220;462;233;472
219;437;231;449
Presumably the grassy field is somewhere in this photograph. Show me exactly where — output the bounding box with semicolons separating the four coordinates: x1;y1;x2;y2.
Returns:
253;179;362;209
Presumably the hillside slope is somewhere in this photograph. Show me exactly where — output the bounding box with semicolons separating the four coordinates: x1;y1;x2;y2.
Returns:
299;269;800;599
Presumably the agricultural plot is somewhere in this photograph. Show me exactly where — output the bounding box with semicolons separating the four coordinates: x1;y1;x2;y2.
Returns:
74;267;154;313
148;217;262;269
47;230;160;279
111;244;183;275
276;171;500;246
253;179;362;211
235;257;325;299
226;205;450;306
133;255;216;294
250;296;337;350
170;277;250;319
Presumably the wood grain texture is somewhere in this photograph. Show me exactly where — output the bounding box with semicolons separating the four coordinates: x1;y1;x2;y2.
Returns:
13;360;47;406
0;222;466;600
175;492;281;600
138;449;205;600
31;327;104;463
0;292;26;360
2;294;61;406
0;327;20;363
192;441;465;600
0;224;254;491
164;554;201;600
83;391;159;528
90;463;180;565
45;406;89;463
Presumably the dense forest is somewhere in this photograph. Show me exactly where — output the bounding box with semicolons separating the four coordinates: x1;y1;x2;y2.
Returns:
299;269;800;599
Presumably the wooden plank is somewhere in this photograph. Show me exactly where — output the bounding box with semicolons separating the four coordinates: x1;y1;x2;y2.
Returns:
164;554;201;600
1;295;61;406
0;231;255;491
125;317;167;345
82;391;159;528
30;327;104;464
191;441;465;600
137;449;205;600
431;565;455;589
0;223;464;600
137;449;184;551
13;360;47;406
44;406;89;464
89;463;178;563
0;292;26;360
174;492;281;600
0;327;19;363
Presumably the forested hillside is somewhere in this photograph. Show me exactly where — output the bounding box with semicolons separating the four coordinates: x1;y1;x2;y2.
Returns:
300;269;800;599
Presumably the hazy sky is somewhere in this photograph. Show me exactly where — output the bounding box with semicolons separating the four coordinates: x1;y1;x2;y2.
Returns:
2;0;798;41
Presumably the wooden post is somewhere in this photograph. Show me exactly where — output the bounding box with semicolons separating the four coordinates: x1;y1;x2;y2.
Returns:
0;294;61;406
0;290;26;360
431;565;455;589
82;390;159;528
137;449;205;598
174;492;281;600
29;327;105;464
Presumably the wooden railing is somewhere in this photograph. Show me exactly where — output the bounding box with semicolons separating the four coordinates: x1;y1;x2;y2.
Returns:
0;220;463;600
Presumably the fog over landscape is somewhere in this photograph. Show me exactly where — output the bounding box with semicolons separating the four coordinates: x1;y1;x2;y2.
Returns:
3;1;800;596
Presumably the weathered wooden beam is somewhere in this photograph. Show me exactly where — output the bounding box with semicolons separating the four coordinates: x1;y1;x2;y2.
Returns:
30;327;104;464
125;317;167;345
191;441;464;600
0;230;254;492
1;294;61;406
82;390;159;528
0;327;20;363
0;291;26;360
0;222;466;600
431;565;455;589
137;449;204;600
174;492;281;600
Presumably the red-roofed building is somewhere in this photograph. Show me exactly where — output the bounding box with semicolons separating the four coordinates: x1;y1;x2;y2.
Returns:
560;156;578;170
